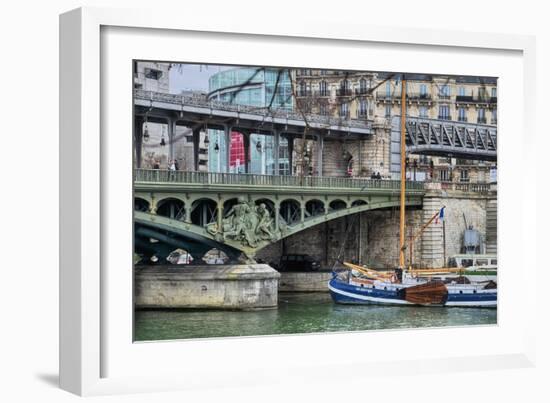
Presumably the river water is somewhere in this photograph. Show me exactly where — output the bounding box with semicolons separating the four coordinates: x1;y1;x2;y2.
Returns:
134;292;497;341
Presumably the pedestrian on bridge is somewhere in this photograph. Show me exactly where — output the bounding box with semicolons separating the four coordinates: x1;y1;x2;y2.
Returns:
169;159;176;180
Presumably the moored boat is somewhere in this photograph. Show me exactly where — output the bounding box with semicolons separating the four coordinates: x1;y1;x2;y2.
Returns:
328;75;497;308
329;263;497;307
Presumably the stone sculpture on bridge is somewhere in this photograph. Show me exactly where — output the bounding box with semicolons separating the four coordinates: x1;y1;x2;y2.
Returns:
207;197;278;248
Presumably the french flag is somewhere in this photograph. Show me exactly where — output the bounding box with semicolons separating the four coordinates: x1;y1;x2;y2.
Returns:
435;207;445;224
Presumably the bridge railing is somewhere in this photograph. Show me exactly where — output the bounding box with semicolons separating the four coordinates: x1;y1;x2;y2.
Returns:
134;169;425;191
440;181;492;194
134;89;373;130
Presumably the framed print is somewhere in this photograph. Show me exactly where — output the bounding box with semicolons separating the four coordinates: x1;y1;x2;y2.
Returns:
60;6;537;396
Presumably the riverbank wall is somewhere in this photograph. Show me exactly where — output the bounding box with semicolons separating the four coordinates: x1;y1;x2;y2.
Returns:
279;272;332;292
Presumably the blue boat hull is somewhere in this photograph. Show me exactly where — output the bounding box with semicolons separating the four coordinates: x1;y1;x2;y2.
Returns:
328;277;497;308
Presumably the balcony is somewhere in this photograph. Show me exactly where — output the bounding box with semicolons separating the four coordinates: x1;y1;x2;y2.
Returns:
355;88;370;96
296;89;312;97
456;95;497;104
438;115;451;120
295;69;313;77
458;116;468;122
477;117;487;124
375;93;431;102
314;90;331;97
336;88;353;97
407;93;432;101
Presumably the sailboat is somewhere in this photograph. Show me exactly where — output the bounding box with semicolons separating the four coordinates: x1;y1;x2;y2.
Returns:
328;76;497;308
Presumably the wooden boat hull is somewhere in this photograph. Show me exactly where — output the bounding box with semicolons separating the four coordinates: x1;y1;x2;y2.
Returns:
328;276;497;308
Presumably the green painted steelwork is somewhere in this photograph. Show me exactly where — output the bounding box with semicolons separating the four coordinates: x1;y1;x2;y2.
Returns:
134;169;425;256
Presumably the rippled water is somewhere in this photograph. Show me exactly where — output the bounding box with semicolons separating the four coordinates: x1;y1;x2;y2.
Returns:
134;292;497;341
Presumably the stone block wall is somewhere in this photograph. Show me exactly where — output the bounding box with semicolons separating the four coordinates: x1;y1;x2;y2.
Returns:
364;208;424;268
257;213;368;269
440;194;490;259
321;140;348;177
256;191;496;270
320;122;391;178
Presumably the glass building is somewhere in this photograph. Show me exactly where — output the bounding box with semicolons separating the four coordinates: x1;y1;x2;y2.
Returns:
207;67;293;174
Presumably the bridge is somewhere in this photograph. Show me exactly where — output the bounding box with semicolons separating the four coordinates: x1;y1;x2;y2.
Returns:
134;169;425;259
134;90;498;173
402;117;497;161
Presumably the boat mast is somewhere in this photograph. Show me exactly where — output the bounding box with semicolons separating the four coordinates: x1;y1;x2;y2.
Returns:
399;75;407;269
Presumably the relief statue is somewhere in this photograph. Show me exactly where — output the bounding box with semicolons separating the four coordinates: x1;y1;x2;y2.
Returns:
207;197;278;248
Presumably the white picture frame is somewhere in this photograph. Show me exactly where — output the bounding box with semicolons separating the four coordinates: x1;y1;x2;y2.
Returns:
60;6;537;396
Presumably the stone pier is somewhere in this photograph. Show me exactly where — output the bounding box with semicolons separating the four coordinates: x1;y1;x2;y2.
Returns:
420;183;445;268
485;192;497;254
135;264;280;310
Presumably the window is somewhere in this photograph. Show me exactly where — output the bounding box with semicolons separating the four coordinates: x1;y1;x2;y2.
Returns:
458;107;467;122
439;170;450;181
386;81;392;96
279;162;290;176
359;78;368;94
491;109;497;124
491;88;497;97
478;87;488;99
319;103;328;116
420;84;427;97
319;80;328;96
419;106;428;118
359;99;368;117
299;81;307;96
339;79;350;96
477;108;486;123
385;104;392;118
144;68;162;80
340;102;349;118
439;85;450;98
458;87;466;96
460;169;470;182
438;105;450;120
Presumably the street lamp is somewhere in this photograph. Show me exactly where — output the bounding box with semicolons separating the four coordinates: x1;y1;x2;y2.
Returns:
160;126;166;146
203;124;210;145
256;139;262;153
143;121;150;143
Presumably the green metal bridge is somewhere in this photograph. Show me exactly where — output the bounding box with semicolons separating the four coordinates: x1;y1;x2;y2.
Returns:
134;169;425;258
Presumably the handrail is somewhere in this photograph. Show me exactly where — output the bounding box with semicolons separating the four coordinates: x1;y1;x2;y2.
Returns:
440;181;492;193
134;169;425;191
134;89;373;130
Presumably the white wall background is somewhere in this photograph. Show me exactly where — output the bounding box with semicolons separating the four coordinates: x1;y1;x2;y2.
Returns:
1;1;548;402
